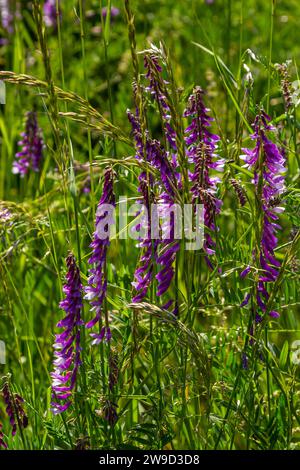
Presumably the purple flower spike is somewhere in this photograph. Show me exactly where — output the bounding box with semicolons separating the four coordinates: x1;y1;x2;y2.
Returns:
85;169;115;342
2;384;16;436
240;110;286;321
43;0;59;28
51;253;84;415
13;111;44;176
184;87;224;266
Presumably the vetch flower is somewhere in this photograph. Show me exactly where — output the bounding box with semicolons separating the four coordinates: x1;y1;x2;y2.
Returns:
85;169;115;343
43;0;58;28
240;110;286;319
51;253;84;414
128;70;179;308
184;86;224;268
2;383;28;437
0;0;13;33
13;111;44;176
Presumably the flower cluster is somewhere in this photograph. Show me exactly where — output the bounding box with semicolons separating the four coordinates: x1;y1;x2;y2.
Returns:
184;86;224;268
128;54;180;311
1;382;28;443
240;110;286;320
13;111;44;176
85;169;115;344
51;253;83;414
0;421;7;449
101;6;120;19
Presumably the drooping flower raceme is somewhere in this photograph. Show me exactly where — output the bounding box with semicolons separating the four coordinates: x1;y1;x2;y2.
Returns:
43;0;58;27
85;169;115;344
184;86;224;268
240;110;286;320
51;253;83;414
13;111;44;176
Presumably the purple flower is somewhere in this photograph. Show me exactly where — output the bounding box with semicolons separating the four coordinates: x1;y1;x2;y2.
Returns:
240;265;251;279
51;253;84;414
2;383;16;436
240;110;286;319
101;6;120;19
103;400;118;426
13;111;44;176
43;0;58;28
230;178;247;206
0;0;13;33
85;169;115;343
108;350;119;391
0;422;7;449
128;57;179;309
184;87;224;266
240;293;251;307
132;173;158;303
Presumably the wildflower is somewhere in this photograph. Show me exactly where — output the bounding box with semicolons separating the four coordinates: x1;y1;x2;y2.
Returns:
85;169;115;344
43;0;58;28
108;349;119;391
0;422;7;449
240;110;286;319
230;178;247;206
184;86;224;267
13;111;44;176
242;353;248;370
103;400;118;426
0;206;12;225
144;53;177;152
101;6;120;19
240;293;251;307
275;62;293;111
51;253;83;414
131;173;158;303
128;95;177;305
